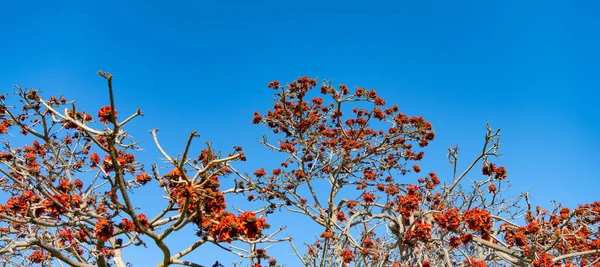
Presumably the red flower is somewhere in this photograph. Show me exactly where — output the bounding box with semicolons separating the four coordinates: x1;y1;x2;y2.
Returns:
406;221;432;242
429;172;440;185
532;254;553;267
463;257;487;267
363;169;377;180
355;87;365;97
135;173;152;185
339;84;349;95
368;90;377;99
488;183;497;193
28;251;50;264
267;80;279;89
280;142;295;153
463;207;492;235
74;179;84;190
434;208;462;231
413;164;421;173
294;170;306;181
95;218;114;241
120;218;135;232
461;234;473;244
373;108;386;120
363;193;375;203
320;230;334;240
254;168;267;177
336;211;347;222
385;184;400;196
237;211;269;240
252;112;263;124
482;162;507;180
97;106;117;124
340;249;355;263
449;236;461;248
495;166;507;180
90;152;100;165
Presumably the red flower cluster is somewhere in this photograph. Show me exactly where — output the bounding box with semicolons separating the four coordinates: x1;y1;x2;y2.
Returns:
120;218;135;232
207;210;269;243
254;168;267;177
135;173;152;185
434;208;462;231
482;162;507;180
463;257;487;267
532;253;553;267
97;105;117;124
363;193;375;203
463;207;492;239
404;221;432;243
95;218;114;241
252;112;263;124
397;185;422;218
28;251;50;264
340;249;355;264
412;164;421;173
90;152;100;166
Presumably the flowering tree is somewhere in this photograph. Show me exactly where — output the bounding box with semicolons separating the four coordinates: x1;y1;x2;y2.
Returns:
1;73;598;267
240;77;600;267
0;72;278;267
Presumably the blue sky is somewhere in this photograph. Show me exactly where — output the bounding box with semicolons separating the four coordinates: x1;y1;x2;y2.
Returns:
1;0;599;266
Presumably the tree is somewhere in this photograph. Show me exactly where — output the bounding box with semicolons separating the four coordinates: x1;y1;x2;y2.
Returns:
0;73;598;267
240;77;600;266
0;71;280;267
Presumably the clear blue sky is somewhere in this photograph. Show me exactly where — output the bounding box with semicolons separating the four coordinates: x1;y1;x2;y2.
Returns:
1;1;599;266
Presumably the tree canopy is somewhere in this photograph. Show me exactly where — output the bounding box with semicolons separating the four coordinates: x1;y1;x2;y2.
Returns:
0;72;598;267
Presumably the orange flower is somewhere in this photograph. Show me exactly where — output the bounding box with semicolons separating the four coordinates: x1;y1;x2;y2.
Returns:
252;112;263;124
135;173;152;185
137;214;149;228
74;179;84;190
320;230;334;240
28;251;50;264
267;80;279;89
363;193;375;203
97;106;117;124
463;207;492;236
340;249;355;264
449;236;461;248
488;184;497;193
336;211;347;222
413;164;421;173
463;257;487;267
355;87;365;97
254;168;267;177
120;218;135;232
532;253;553;267
434;208;462;231
95;218;114;241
